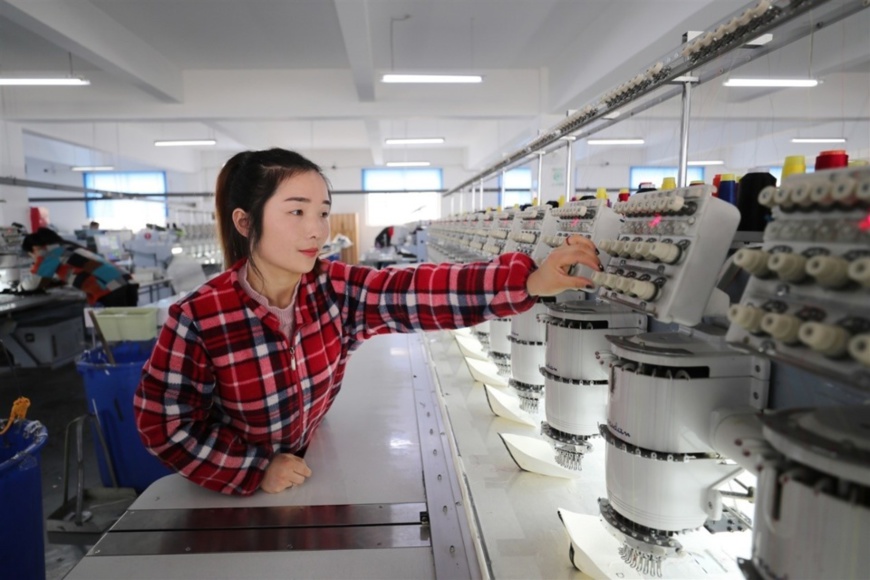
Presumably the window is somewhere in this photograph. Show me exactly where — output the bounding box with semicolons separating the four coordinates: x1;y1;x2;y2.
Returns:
363;168;443;226
85;172;167;231
500;168;533;207
629;166;705;190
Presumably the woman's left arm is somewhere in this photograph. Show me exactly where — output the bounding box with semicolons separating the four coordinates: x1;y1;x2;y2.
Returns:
339;235;599;340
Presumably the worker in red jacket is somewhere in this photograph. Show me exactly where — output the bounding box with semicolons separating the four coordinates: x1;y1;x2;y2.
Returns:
134;148;600;496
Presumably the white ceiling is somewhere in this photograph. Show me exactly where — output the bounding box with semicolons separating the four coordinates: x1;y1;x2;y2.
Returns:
0;0;867;189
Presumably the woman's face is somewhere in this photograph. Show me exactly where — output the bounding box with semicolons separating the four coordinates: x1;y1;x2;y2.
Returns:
252;170;331;279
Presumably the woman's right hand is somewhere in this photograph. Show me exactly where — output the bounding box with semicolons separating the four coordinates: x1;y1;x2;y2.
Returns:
260;453;312;493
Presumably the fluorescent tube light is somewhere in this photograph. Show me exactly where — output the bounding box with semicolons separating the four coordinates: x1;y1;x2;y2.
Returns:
587;138;645;145
791;138;846;144
381;74;483;84
154;139;217;147
384;137;444;145
386;161;431;167
0;77;90;86
687;160;724;166
71;166;114;172
724;78;818;88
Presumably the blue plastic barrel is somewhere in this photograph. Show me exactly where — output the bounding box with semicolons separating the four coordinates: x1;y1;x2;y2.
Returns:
76;341;172;492
0;419;48;580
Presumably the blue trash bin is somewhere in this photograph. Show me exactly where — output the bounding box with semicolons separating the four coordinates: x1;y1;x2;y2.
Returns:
76;340;172;493
0;419;48;580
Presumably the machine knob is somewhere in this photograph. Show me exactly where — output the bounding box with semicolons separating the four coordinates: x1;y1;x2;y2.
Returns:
591;272;609;287
757;186;778;208
666;196;685;213
848;334;870;367
728;304;765;333
847;257;870;288
808;181;834;206
649;242;681;264
598;239;615;253
611;241;629;256
615;276;635;294
773;186;794;208
790;182;814;207
798;322;851;357
634;242;654;260
831;177;857;204
620;241;637;258
573;205;588;217
805;255;851;289
856;179;870;202
629;280;659;301
760;312;802;344
768;252;807;282
734;248;771;277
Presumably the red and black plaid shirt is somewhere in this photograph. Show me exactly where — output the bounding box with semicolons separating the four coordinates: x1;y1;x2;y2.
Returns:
134;253;536;495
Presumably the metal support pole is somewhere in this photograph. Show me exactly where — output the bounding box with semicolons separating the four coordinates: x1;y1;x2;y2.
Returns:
536;153;545;205
564;138;575;203
499;170;506;209
478;179;484;212
677;78;697;187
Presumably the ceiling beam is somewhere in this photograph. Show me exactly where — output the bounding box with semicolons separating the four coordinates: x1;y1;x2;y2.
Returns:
333;0;376;102
0;0;183;102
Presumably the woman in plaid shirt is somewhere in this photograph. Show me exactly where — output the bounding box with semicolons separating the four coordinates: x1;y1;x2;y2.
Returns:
134;148;600;495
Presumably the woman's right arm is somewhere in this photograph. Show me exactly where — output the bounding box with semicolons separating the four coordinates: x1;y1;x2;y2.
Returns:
134;305;273;495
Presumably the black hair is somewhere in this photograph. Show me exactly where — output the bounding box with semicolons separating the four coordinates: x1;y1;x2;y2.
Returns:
214;148;331;270
22;228;67;253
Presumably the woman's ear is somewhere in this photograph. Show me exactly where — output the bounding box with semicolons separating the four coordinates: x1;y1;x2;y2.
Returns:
232;209;250;238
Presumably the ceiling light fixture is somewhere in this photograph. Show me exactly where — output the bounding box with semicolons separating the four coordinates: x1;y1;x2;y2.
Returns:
386;161;431;167
0;77;90;86
71;165;114;172
791;137;846;144
724;78;818;88
154;139;217;147
587;138;645;145
687;160;724;166
381;74;483;84
384;137;445;145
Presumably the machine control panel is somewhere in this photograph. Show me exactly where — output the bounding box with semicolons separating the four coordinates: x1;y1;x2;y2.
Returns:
726;166;870;387
504;205;550;258
532;199;622;281
482;210;517;258
592;185;740;326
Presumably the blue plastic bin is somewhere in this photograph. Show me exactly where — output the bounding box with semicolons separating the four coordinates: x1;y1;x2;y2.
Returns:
76;341;172;493
0;419;48;580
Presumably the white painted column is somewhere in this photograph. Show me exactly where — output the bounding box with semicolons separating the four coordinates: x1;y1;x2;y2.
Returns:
0;120;30;228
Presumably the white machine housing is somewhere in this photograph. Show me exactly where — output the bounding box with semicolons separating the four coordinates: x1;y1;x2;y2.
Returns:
747;406;870;580
606;329;769;453
539;300;646;443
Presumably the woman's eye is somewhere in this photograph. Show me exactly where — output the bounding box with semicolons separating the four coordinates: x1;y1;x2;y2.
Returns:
289;210;302;216
321;212;330;218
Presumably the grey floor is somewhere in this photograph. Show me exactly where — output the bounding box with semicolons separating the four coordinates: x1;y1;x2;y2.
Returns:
1;362;103;580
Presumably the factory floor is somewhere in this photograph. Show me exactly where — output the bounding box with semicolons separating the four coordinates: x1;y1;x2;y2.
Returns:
1;362;103;580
